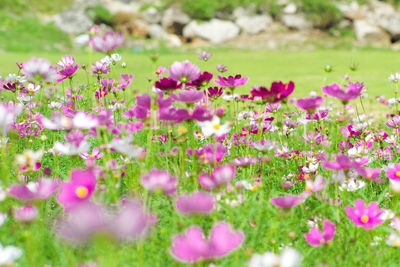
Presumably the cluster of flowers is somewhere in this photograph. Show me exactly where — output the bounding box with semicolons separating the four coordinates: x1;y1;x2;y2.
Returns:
1;28;400;266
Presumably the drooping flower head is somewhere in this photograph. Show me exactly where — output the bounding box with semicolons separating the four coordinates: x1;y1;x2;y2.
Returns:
214;75;249;92
322;81;364;104
89;32;124;53
345;199;384;230
168;60;201;83
296;96;325;113
171;222;244;263
250;81;295;103
57;169;97;211
21;57;59;82
8;178;59;201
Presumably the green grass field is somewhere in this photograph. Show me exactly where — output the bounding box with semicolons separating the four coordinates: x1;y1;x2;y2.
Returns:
1;49;399;99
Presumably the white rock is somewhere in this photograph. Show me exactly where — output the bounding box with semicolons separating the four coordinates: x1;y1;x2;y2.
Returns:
167;34;182;47
183;19;240;44
283;3;297;14
236;15;272;35
142;7;161;24
354;19;390;45
103;0;140;15
148;24;168;40
54;7;93;34
281;14;312;30
161;6;190;31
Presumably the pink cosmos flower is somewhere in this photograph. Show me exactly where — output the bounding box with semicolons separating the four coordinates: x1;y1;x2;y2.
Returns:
13;205;39;222
91;61;111;76
57;169;97;211
140;169;177;196
79;147;104;160
168;60;201;83
357;168;385;183
321;81;364;104
304;220;336;246
155;77;182;91
345;199;384;230
296;96;325;113
214;75;249;90
170;89;204;103
8;178;59;201
198;164;236;190
89;32;123;53
190;143;227;164
250;81;295;103
175;191;215;215
386;164;400;181
56;55;80;82
171;221;244;263
21;57;59;82
270;195;303;209
186;72;213;88
322;154;367;171
304;175;327;193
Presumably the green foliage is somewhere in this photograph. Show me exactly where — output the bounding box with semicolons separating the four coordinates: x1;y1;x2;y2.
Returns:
296;0;342;29
0;12;71;52
86;5;113;26
0;0;73;14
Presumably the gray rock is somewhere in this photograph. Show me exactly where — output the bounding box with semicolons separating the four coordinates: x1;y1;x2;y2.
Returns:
378;16;400;41
166;34;182;47
354;19;390;45
161;6;190;34
183;19;240;44
236;15;272;35
283;3;297;14
280;14;312;30
54;7;93;34
103;0;140;15
142;7;161;24
148;24;169;40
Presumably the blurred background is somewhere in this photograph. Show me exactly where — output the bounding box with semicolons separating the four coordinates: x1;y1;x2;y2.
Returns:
1;0;400;53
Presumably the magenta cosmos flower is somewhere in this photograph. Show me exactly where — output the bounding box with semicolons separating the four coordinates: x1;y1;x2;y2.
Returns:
345;199;384;230
296;96;325;113
89;31;124;53
321;81;364;104
8;178;59;201
270;195;303;209
304;220;336;246
357;167;385;183
250;81;295;103
323;154;366;171
171;221;244;263
155;77;182;91
170;89;204;103
198;164;236;190
56;55;80;82
140;169;178;196
168;60;201;83
13;205;39;222
386;164;400;181
215;75;249;91
57;169;97;211
175;191;215;215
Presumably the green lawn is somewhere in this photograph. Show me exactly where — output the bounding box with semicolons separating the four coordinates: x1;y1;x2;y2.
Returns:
1;49;399;99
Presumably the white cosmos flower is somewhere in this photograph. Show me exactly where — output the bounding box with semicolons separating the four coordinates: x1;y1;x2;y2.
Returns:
198;117;231;138
248;247;302;267
389;73;400;83
387;233;400;247
0;243;22;265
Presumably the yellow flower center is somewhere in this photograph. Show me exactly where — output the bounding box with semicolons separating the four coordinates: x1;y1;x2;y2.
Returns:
367;173;372;179
178;126;187;135
90;154;96;158
396;171;400;177
395;240;400;247
213;124;220;130
304;174;310;180
306;185;313;191
75;186;89;199
361;215;369;223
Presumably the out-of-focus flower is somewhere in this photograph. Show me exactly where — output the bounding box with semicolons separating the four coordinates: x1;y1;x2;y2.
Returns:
198;164;235;190
345;199;384;230
175;191;215;215
304;220;336;246
386;164;400;181
89;32;123;53
170;89;204;103
388;73;400;83
247;247;302;267
198;51;212;61
250;81;295;103
0;243;22;266
140;169;177;196
214;75;249;91
15;149;43;172
296;96;325;113
198;116;231;138
170;221;244;263
8;178;59;201
270;195;303;209
79;147;104;160
21;57;58;82
13;205;38;222
155;77;182;91
91;61;111;76
216;64;227;73
321;81;364;104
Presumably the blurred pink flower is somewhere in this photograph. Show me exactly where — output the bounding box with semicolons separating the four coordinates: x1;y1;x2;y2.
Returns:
321;81;364;104
140;169;177;196
215;75;249;90
171;221;244;263
8;178;59;201
13;205;38;222
296;96;325;113
89;32;123;53
304;220;336;246
168;60;200;83
175;191;215;215
21;57;59;82
386;164;400;181
198;164;235;190
270;195;303;209
345;199;384;230
56;55;79;82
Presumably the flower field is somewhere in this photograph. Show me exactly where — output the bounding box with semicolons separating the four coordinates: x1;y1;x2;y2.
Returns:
2;31;400;267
